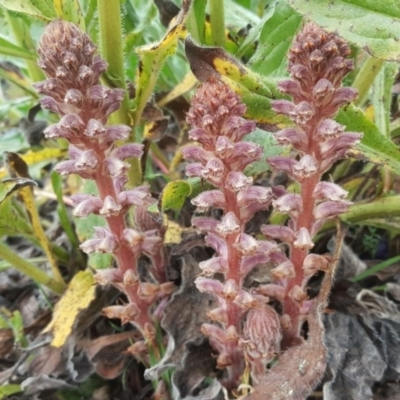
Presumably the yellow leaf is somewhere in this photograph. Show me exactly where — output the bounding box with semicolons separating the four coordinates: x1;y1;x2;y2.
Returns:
44;270;96;347
164;217;183;244
0;148;65;180
4;152;65;286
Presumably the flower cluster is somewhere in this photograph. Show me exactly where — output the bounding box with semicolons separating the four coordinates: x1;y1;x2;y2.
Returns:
182;79;282;386
34;20;172;343
184;23;361;388
261;22;362;347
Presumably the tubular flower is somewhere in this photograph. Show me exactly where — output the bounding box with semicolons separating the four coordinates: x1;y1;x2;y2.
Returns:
261;22;362;349
34;20;169;340
184;78;276;387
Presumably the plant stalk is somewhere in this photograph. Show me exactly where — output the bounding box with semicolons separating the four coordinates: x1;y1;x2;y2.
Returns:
97;0;142;187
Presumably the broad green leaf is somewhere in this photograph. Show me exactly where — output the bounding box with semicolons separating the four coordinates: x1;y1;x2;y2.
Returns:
53;0;84;28
43;270;96;347
337;105;400;175
0;0;56;20
0;35;37;60
249;0;302;76
160;180;191;211
0;177;36;204
289;0;400;61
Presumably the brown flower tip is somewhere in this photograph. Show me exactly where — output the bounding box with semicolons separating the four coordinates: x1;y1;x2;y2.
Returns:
35;20;108;106
288;22;353;89
186;78;255;145
38;20;96;77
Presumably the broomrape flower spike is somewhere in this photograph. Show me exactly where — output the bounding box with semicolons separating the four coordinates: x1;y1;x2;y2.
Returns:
264;22;362;349
184;78;280;387
34;20;168;342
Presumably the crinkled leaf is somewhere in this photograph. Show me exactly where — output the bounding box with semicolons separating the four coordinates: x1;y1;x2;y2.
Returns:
289;0;400;61
249;0;302;76
323;311;400;399
43;270;96;348
145;246;216;384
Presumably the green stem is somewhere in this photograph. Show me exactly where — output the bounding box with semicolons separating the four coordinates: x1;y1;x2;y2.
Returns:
209;0;225;47
97;0;141;186
320;196;400;233
0;240;65;294
352;57;384;105
187;0;206;43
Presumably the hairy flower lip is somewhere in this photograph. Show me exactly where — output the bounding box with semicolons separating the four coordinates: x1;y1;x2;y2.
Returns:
191;190;226;211
273;193;303;215
261;225;295;243
313;181;348;201
314;200;352;220
216;212;241;236
199;256;229;276
293;227;314;250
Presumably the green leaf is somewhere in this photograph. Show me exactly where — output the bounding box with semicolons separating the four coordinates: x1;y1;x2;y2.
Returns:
244;128;285;176
289;0;400;61
337;105;400;175
371;62;397;137
249;0;302;76
186;0;207;43
0;384;22;399
53;0;85;28
0;35;37;60
0;0;56;20
351;255;400;282
160;180;192;211
133;0;190;123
